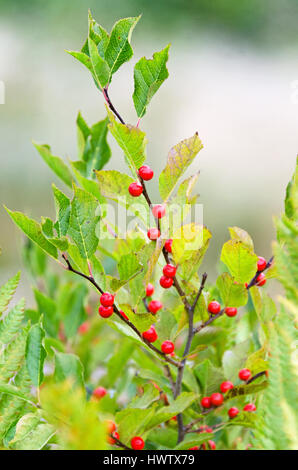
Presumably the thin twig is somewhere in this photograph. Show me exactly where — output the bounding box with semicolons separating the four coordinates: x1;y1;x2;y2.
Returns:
103;87;125;124
191;273;208;312
110;435;131;450
246;256;274;289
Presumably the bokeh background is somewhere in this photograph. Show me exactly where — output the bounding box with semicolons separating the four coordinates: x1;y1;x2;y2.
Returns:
1;0;298;303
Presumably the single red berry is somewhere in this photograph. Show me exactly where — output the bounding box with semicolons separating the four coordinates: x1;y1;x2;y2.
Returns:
228;407;239;418
189;446;199;450
106;420;116;434
152;204;166;219
245;282;248;288
161;340;175;354
108;431;119;445
238;368;251;381
208;440;216;450
78;321;89;334
256;272;266;286
243;403;256;412
257;256;267;272
160;275;174;289
225;307;237;317
119;309;128;320
98;305;114;318
210;393;224;407
145;283;154;297
163;264;177;278
201;396;212;409
171;416;177;421
142;326;158;343
138;165;154;181
100;292;114;307
220;381;234;393
148;300;163;314
131;436;145;450
208;301;221;315
147;228;160;240
164;238;173;253
93;386;107;399
129;182;143;197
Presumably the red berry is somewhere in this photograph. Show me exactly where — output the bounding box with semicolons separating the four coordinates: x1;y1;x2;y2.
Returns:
243;403;256;412
228;407;239;418
100;292;114;307
131;436;145;450
257;256;267;272
161;340;175;354
208;301;221;315
119;309;128;320
163;264;177;278
160;275;174;289
189;446;199;450
148;300;163;314
208;440;216;450
256;273;266;286
171;416;177;421
152;204;166;219
145;283;154;297
138;165;154;181
78;321;89;334
98;305;114;318
129;182;143;197
108;431;119;445
201;396;212;409
220;381;234;393
245;282;248;288
142;326;158;343
238;368;251;381
210;393;224;407
164;238;173;253
106;420;116;434
93;386;107;399
225;307;237;317
147;228;160;240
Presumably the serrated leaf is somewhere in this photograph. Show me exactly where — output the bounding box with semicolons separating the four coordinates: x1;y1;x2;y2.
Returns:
88;37;110;88
0;271;20;315
130;384;160;409
133;44;170;118
52;184;70;237
0;298;25;344
0;383;34;405
33;142;73;188
25;323;46;387
0;328;28;383
220;239;258;284
216;272;248;307
10;422;55;450
118;253;142;281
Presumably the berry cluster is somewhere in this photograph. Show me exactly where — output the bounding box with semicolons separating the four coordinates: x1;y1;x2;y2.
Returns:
207;301;238;318
105;421;145;450
188;426;216;450
160;263;177;289
98;292;115;318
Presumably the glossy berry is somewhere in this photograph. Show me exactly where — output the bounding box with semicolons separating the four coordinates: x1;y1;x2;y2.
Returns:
210;393;224;407
163;264;177;278
257;256;267;272
189;446;199;450
201;396;212;409
129;182;143;197
161;340;175;354
93;386;107;399
208;301;221;315
256;272;266;286
220;381;234;393
131;436;145;450
138;165;154;181
147;228;160;240
228;407;239;418
238;368;251;381
243;403;256;412
164;238;173;253
108;431;119;445
78;322;89;334
208;440;216;450
142;326;158;343
145;283;154;297
98;305;114;318
100;292;114;307
148;300;163;314
160;275;173;289
119;309;128;320
152;204;166;219
225;307;238;317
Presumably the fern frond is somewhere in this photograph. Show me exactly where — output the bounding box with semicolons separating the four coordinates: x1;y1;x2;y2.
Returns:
0;327;28;383
0;272;20;315
0;298;26;344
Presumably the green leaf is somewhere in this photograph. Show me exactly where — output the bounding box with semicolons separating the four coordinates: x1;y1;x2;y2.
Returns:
159;133;203;202
5;208;58;260
133;44;170;118
52;184;70;237
88;37;110;88
54;352;84;389
118;253;142;281
229;226;254;251
33;142;73;188
220;239;258;283
10;421;55;450
216;272;248;307
175;433;213;450
0;383;34;405
195;359;225;396
116;407;155;445
0;328;28;383
68;186;100;260
222;340;250;383
0;271;20;315
227;411;260;429
107;112;147;175
66;50;94;75
25;323;46;387
0;298;25;344
34;289;59;338
105;16;140;81
130;384;160;409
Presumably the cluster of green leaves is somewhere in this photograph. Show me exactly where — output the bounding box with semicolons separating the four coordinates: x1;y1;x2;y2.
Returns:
4;12;298;450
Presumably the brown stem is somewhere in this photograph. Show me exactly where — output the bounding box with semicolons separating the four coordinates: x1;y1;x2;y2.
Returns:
110;434;131;450
103;87;125;124
246;256;274;289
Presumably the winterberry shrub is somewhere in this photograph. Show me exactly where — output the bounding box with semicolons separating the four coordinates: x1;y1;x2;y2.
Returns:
3;11;298;451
